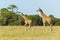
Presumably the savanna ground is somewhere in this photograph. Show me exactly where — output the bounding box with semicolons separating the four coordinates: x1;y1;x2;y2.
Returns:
0;26;60;40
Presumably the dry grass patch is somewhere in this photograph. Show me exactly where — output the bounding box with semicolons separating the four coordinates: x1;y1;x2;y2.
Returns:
0;26;60;40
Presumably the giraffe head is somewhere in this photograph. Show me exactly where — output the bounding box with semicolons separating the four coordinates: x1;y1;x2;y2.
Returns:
37;8;42;12
37;8;43;14
20;13;25;16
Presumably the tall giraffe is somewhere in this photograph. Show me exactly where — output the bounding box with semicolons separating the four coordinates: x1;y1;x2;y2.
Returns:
20;13;32;28
37;8;53;31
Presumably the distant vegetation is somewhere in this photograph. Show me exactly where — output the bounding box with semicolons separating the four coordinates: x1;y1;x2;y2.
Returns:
0;4;60;26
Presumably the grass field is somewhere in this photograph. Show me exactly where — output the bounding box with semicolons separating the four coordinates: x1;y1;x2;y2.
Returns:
0;26;60;40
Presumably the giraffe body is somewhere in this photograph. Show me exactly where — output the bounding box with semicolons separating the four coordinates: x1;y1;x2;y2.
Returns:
37;8;53;31
20;13;32;28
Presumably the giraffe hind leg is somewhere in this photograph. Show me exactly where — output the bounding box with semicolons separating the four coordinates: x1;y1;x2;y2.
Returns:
48;21;53;31
50;24;53;31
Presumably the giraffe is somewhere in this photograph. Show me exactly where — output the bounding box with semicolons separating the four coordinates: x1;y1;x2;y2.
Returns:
20;12;32;28
37;8;53;31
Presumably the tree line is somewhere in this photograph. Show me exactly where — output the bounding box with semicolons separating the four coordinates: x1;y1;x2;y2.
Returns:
0;4;60;26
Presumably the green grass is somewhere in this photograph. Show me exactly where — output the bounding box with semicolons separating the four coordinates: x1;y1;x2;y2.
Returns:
0;26;60;40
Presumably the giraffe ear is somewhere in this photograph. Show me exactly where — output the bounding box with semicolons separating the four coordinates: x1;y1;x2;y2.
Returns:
21;13;24;15
39;8;40;9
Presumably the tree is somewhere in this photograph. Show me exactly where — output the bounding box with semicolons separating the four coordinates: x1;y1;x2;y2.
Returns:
8;4;17;12
0;8;18;25
54;18;60;26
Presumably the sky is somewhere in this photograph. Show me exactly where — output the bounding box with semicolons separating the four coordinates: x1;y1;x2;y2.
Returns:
0;0;60;18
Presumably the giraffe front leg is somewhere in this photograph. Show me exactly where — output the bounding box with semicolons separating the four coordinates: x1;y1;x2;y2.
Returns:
29;22;31;28
43;22;46;31
24;22;27;27
43;23;45;27
24;22;28;31
42;20;46;32
43;20;45;27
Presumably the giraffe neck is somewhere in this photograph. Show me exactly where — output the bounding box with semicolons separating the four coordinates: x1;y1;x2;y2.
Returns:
39;10;47;18
22;15;28;20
